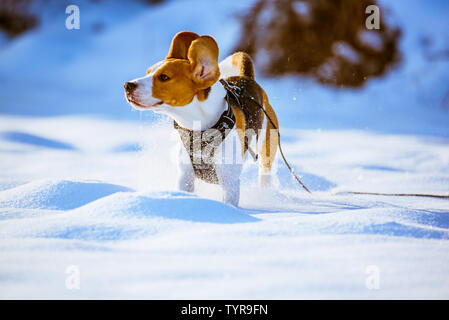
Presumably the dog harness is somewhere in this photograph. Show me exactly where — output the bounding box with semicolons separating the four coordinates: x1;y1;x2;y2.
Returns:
173;76;264;184
173;99;236;184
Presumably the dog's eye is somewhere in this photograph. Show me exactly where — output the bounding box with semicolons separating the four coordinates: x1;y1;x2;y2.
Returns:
158;74;170;82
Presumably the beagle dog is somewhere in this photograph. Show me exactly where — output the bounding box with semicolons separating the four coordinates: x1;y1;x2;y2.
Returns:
124;31;279;206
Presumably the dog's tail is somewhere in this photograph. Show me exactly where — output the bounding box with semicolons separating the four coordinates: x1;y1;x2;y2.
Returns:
219;52;255;79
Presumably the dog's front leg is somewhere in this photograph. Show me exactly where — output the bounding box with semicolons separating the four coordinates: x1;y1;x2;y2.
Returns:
177;164;195;193
222;178;240;207
216;164;242;207
176;141;195;193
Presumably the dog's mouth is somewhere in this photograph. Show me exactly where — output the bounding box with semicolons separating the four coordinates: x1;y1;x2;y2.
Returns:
128;98;164;109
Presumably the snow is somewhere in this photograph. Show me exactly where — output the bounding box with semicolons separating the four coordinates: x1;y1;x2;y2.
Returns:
0;0;448;299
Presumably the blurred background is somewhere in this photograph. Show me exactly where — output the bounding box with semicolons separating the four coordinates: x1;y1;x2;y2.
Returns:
0;0;448;136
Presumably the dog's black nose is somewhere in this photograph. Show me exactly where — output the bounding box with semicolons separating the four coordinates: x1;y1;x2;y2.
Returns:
124;81;137;92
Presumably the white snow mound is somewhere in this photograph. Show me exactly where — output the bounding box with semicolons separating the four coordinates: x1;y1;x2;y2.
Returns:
73;191;259;223
0;179;132;210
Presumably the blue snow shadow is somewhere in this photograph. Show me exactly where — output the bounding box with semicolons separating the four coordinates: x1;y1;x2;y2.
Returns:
361;165;404;172
46;225;144;241
324;208;449;240
361;221;449;240
292;171;337;192
241;162;336;192
410;209;449;230
1;131;76;150
111;142;143;153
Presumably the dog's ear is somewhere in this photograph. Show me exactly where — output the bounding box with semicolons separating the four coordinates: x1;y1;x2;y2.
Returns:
166;31;200;60
188;35;220;89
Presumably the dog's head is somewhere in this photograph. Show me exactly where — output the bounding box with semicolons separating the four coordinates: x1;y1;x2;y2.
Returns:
124;31;220;111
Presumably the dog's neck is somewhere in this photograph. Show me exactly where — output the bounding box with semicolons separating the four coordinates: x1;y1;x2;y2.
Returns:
154;81;227;131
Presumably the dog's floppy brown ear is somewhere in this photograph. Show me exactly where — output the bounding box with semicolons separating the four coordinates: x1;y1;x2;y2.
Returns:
166;31;200;60
188;36;220;89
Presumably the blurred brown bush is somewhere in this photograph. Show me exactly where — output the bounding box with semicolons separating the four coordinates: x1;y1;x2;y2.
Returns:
233;0;401;88
0;0;38;37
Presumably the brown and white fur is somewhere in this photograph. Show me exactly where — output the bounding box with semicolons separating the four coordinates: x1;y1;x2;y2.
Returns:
124;31;279;206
